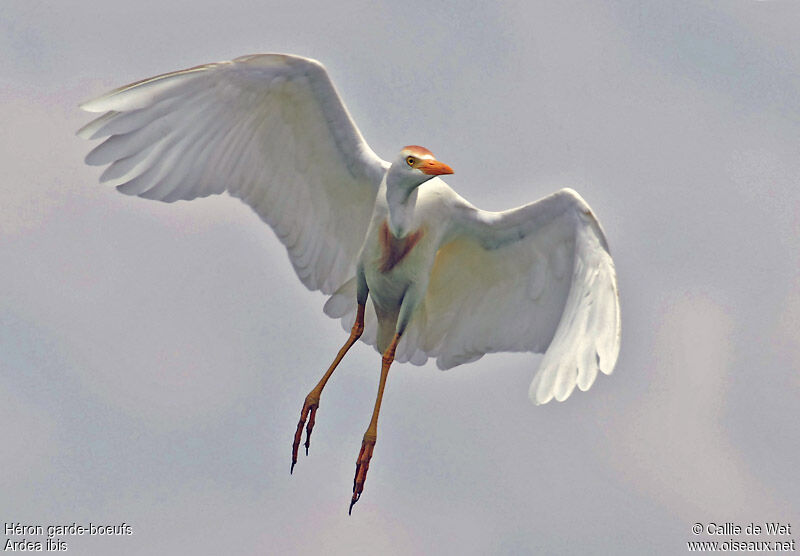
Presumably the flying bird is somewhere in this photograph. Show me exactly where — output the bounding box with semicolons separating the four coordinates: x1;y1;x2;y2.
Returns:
78;54;621;513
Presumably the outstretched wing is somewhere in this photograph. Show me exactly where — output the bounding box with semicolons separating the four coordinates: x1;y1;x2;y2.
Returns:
79;54;388;295
402;188;620;404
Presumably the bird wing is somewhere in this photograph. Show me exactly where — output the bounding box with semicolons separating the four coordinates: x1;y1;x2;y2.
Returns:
79;54;388;295
403;188;620;404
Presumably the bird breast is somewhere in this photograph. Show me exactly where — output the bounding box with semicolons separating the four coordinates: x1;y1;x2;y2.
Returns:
378;220;425;273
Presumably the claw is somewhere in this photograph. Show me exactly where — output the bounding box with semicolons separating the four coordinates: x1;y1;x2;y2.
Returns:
349;435;376;514
291;394;319;474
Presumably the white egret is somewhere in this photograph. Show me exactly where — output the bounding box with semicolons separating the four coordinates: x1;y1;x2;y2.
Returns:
79;54;621;513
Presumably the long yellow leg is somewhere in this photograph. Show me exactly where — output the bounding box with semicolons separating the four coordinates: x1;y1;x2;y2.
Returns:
291;304;365;474
349;332;400;514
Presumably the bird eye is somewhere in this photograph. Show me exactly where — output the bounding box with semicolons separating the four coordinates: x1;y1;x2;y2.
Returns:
406;156;416;167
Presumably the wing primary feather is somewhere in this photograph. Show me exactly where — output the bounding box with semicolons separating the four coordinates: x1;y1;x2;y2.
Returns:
80;65;211;113
89;91;205;139
76;111;118;139
159;106;233;202
85;120;172;166
99;138;162;185
113;98;215;197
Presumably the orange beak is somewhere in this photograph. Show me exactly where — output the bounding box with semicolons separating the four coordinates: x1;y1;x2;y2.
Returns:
418;159;454;176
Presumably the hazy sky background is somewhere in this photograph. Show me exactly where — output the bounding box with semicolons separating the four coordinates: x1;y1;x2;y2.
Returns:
2;1;799;554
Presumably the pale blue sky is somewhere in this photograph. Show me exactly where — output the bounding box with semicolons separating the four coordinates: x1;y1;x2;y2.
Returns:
2;1;798;553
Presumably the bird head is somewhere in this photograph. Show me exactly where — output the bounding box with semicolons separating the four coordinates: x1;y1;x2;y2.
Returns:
387;145;453;191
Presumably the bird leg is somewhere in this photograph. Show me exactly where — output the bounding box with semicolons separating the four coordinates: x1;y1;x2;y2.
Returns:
349;332;400;514
291;303;365;474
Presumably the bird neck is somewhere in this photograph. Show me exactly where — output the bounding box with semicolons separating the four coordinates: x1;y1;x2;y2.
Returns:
385;180;419;238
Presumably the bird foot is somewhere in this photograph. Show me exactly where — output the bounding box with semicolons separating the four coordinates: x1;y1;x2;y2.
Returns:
291;392;320;474
349;433;376;514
